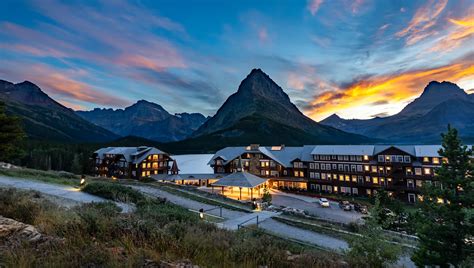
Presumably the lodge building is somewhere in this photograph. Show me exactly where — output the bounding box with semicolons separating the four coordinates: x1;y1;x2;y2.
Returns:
92;146;172;180
209;144;459;203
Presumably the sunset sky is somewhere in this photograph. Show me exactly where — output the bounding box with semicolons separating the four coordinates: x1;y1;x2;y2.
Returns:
0;0;473;120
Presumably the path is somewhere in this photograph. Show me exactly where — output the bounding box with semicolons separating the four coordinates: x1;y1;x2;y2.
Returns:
131;185;351;251
0;176;134;213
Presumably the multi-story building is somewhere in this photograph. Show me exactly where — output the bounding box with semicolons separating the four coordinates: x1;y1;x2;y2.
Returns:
209;144;467;203
92;146;172;179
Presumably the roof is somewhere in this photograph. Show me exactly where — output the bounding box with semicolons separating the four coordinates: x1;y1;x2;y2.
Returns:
373;145;416;156
151;173;225;181
414;145;442;157
311;145;374;156
208;146;305;168
212;172;268;188
94;146;167;164
172;154;214;174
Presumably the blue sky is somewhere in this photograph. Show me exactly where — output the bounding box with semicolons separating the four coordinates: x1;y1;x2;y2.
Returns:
0;0;473;120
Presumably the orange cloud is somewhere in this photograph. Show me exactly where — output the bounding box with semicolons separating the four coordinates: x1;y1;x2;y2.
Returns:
307;54;474;121
396;0;448;45
430;14;474;52
308;0;324;16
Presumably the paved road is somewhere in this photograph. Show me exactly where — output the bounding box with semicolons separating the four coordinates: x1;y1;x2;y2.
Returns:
271;190;363;224
220;211;280;230
0;176;134;213
130;185;248;220
260;218;348;251
131;185;351;251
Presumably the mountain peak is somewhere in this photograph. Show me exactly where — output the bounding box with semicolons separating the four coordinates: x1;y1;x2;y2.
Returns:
421;81;465;97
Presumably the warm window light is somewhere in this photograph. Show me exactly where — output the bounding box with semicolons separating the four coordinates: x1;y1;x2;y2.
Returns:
363;155;369;161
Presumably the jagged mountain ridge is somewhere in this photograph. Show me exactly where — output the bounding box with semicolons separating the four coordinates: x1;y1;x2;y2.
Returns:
77;100;208;142
191;68;371;144
0;79;118;142
320;81;474;143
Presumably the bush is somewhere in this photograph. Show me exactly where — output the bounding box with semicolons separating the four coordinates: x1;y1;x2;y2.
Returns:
81;181;144;203
0;188;46;224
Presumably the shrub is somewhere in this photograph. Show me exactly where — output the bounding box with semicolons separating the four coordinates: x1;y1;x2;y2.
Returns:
81;181;144;203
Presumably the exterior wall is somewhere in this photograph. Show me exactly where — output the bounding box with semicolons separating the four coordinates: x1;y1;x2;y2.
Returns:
212;153;285;178
93;153;171;180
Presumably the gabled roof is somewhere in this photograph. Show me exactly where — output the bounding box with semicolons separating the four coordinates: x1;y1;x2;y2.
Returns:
208;146;305;168
212;172;267;188
94;146;168;164
373;145;416;156
311;145;374;156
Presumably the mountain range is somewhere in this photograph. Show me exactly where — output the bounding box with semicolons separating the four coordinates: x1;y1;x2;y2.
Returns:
0;80;117;142
77;100;208;142
320;81;474;143
1;70;472;150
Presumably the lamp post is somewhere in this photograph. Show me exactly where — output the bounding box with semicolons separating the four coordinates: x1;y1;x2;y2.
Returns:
80;175;86;186
199;208;204;219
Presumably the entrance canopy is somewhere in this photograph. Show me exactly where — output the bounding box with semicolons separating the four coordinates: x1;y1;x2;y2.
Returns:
212;171;267;188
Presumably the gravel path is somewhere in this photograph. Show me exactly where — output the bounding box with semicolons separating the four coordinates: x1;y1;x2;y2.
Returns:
0;176;134;213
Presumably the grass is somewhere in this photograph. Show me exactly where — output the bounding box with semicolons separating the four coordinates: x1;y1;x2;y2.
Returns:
0;187;345;267
0;167;81;186
81;181;145;203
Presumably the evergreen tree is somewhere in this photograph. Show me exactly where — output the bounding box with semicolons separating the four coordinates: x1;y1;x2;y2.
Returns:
0;101;25;162
346;192;402;267
412;126;474;267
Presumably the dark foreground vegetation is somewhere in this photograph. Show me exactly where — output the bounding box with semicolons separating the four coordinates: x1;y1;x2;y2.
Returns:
0;186;343;267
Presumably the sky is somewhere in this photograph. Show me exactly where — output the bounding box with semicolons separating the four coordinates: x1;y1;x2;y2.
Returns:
0;0;473;121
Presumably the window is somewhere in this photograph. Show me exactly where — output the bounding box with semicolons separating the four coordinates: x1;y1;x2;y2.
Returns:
404;156;411;163
283;170;287;175
416;180;422;188
352;175;357;182
350;155;356;161
321;173;327;180
352;188;358;195
315;163;320;169
315;173;320;179
339;174;344;181
364;165;370;172
142;163;147;168
153;154;158;160
363;155;369;161
141;171;146;177
334;186;338;192
371;166;377;173
261;161;269;167
365;176;371;182
309;163;315;169
310;172;315;179
343;156;349;161
372;177;378;184
397;156;403;162
407;179;415;188
424;168;431;175
344;165;350;172
358;176;364;184
408;193;416;203
313;155;319;160
351;165;357;172
338;164;343;171
415;168;422;175
356;156;362;161
378;155;385;162
423;157;429;163
326;164;331;170
345;175;350;182
152;162;158;169
357;165;363;172
379;166;384;173
432;157;440;164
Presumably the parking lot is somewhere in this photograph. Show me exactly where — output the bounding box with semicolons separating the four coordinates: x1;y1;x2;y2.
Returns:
270;190;364;224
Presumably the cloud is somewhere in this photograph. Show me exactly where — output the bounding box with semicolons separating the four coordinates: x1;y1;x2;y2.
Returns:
429;13;474;52
307;0;324;16
306;53;474;120
396;0;448;45
258;27;269;43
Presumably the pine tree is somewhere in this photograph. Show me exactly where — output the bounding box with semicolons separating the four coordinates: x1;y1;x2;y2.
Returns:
412;126;474;267
0;101;25;162
346;192;402;267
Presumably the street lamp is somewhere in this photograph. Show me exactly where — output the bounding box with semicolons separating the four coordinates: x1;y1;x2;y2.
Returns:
199;208;204;219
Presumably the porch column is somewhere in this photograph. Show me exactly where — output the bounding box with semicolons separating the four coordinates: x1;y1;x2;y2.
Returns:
239;187;242;200
251;187;253;199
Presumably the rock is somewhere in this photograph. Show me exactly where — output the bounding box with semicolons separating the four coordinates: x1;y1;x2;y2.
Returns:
0;215;42;242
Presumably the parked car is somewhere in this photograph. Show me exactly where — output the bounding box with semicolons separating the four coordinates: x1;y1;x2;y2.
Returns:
354;203;368;214
319;198;330;208
339;200;352;211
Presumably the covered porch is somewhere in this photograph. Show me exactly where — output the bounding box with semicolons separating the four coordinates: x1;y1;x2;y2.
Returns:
210;172;268;201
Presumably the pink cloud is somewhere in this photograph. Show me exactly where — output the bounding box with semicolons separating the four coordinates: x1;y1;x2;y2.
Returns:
307;0;324;16
258;27;269;43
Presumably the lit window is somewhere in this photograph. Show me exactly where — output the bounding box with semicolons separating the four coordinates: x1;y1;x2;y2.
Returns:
364;165;370;171
142;163;146;168
423;157;429;162
387;178;392;183
141;171;146;177
339;175;344;181
415;168;422;175
363;155;369;161
424;168;431;175
372;177;378;184
345;175;350;181
371;166;377;173
385;155;390;162
334;186;338;192
432;157;440;164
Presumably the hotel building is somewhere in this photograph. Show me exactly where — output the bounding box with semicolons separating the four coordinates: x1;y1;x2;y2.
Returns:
209;144;461;203
92;146;172;180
